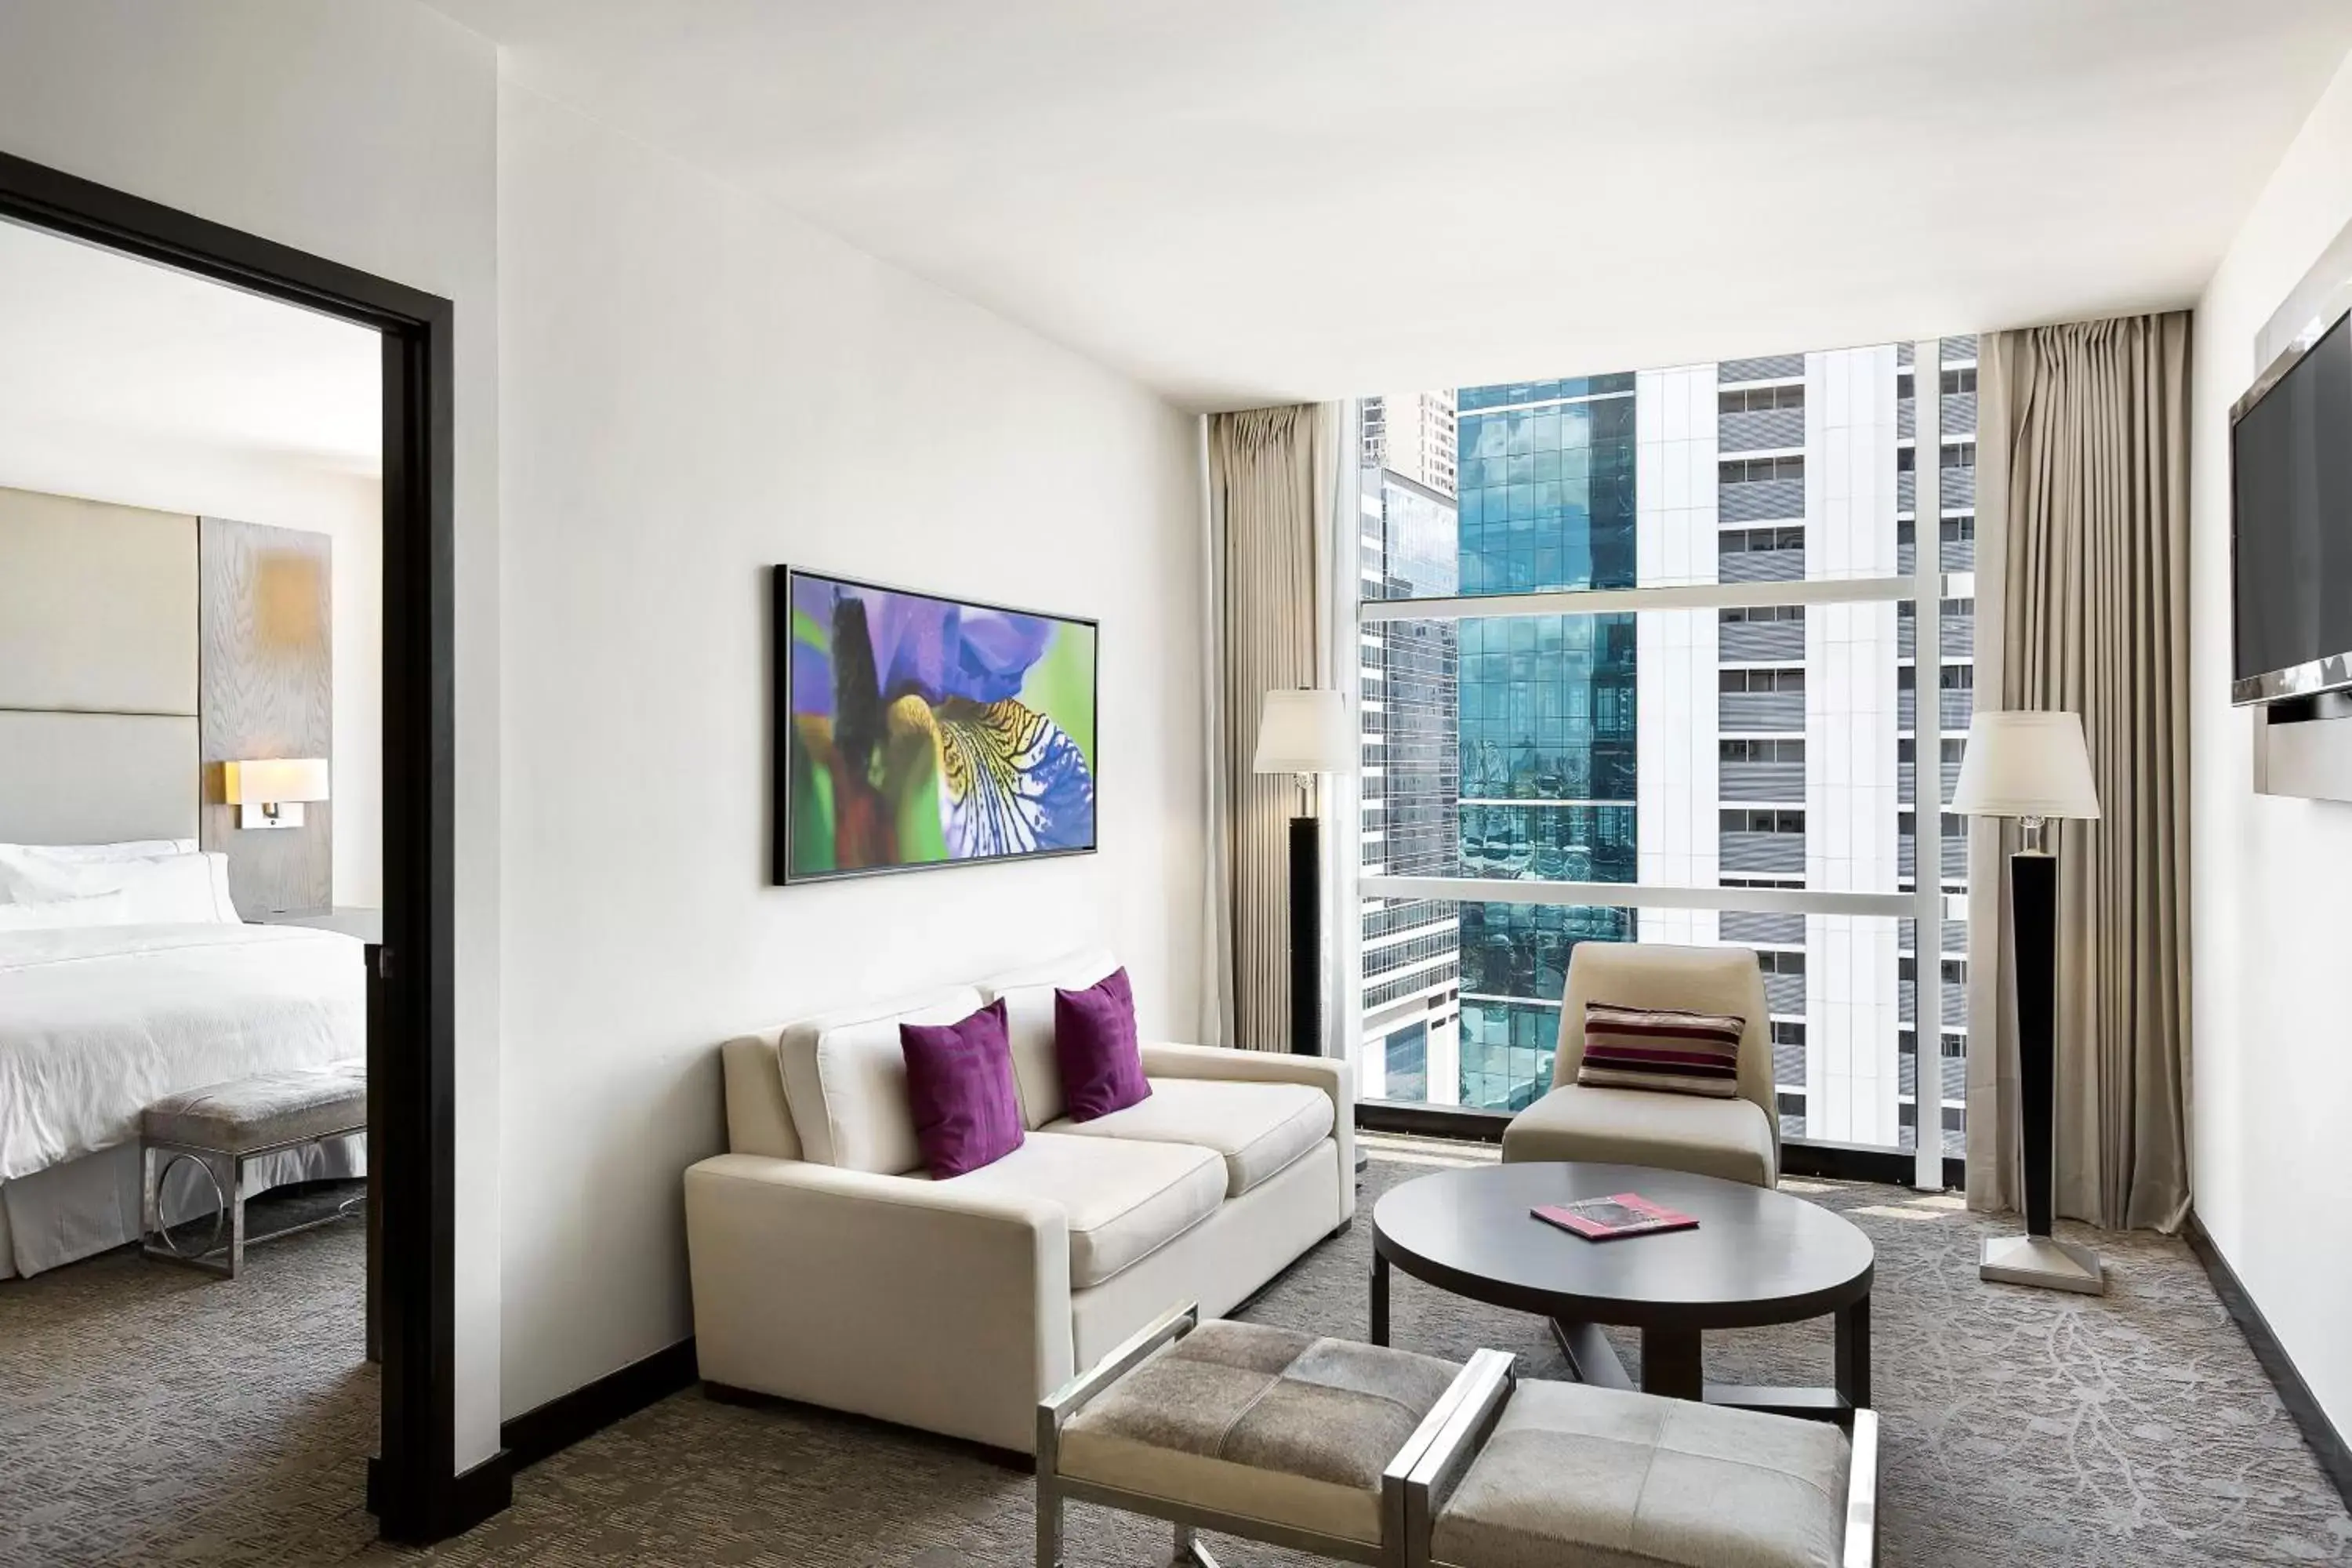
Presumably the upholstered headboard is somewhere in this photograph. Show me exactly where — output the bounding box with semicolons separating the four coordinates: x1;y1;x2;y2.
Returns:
0;488;201;845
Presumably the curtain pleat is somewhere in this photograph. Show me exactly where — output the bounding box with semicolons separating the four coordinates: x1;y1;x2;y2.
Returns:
1971;314;2193;1231
1203;406;1329;1052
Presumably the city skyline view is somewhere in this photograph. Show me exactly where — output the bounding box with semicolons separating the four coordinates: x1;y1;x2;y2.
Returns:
1356;341;1977;1154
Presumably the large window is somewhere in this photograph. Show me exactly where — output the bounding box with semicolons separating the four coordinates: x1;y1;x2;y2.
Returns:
1352;339;1980;1165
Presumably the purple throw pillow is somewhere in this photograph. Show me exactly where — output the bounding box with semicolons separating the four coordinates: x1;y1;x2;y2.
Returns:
899;999;1025;1178
1054;967;1150;1121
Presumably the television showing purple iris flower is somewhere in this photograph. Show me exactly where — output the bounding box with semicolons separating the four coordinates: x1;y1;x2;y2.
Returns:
781;568;1097;882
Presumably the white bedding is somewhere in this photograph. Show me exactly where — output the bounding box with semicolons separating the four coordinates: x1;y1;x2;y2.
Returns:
0;922;365;1184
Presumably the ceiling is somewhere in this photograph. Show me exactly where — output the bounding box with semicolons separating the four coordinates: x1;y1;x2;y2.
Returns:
436;0;2352;409
0;216;380;481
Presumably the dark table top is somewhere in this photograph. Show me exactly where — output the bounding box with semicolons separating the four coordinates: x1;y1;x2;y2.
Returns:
1372;1161;1875;1330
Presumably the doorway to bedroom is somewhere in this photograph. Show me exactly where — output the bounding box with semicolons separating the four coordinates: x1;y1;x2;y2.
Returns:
0;207;383;1562
0;153;467;1554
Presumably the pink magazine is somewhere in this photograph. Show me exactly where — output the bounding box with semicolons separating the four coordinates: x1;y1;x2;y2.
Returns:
1533;1192;1700;1242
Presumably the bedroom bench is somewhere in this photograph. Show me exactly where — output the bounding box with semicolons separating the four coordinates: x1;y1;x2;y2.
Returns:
140;1061;366;1278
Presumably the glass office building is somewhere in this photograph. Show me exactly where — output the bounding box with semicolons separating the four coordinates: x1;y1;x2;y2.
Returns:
1451;377;1640;1112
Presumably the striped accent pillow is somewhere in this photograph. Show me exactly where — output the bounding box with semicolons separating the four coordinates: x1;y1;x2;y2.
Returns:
1575;1002;1746;1098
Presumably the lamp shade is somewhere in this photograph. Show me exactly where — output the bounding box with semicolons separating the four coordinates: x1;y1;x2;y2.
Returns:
1253;689;1353;775
1951;712;2100;819
223;757;331;804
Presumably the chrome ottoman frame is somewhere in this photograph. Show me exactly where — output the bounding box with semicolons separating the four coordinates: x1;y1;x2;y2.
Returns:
1036;1301;1880;1568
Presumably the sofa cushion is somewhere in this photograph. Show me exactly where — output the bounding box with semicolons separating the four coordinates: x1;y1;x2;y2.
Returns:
1058;1319;1462;1546
942;1129;1222;1288
1045;1078;1334;1199
899;999;1025;1179
1430;1380;1849;1568
1054;967;1150;1121
976;948;1118;1128
778;985;988;1173
1501;1083;1777;1187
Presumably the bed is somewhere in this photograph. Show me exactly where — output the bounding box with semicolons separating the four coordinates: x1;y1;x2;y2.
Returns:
0;919;366;1277
0;495;368;1278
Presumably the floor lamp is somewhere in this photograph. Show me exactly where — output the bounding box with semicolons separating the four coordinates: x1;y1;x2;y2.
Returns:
1252;689;1352;1058
1952;710;2105;1295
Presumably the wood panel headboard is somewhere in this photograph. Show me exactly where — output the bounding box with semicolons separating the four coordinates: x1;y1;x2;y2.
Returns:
198;516;332;915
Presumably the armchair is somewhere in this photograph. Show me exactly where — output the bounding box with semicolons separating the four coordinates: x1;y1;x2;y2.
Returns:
1499;942;1780;1187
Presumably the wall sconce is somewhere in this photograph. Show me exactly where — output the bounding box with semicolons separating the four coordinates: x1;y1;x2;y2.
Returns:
223;757;330;830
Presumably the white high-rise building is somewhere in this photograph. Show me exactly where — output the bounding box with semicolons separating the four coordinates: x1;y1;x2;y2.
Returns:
1362;390;1458;499
1635;343;1973;1152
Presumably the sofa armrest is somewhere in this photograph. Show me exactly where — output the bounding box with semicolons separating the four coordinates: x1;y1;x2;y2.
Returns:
1139;1043;1356;1221
684;1153;1073;1453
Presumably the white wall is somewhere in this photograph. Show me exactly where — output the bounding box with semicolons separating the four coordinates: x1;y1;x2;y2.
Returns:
0;0;505;1468
495;84;1204;1419
2190;45;2352;1447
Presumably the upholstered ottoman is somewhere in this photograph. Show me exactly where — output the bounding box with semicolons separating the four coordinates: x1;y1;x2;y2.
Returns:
1403;1368;1879;1568
1037;1305;1507;1566
140;1061;368;1278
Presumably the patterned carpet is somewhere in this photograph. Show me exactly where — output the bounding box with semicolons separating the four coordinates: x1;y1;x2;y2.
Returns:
0;1183;380;1566
2;1145;2346;1566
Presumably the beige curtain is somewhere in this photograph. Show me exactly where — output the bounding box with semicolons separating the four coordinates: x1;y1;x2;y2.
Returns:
1969;314;2193;1231
1201;405;1335;1051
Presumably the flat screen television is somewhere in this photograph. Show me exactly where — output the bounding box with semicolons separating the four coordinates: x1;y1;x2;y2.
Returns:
2232;307;2352;705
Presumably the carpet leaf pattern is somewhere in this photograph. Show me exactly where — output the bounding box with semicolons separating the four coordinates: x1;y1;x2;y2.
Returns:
2;1156;2346;1565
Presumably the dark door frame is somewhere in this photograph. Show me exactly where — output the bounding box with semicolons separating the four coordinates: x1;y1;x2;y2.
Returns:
0;152;490;1542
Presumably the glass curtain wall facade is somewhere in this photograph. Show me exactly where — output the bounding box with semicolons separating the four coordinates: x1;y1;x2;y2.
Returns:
1354;341;1978;1156
1454;379;1639;1110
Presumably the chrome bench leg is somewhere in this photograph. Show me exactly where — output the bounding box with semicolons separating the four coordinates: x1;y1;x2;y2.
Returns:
224;1150;247;1278
1036;1486;1062;1568
1170;1522;1219;1566
141;1141;233;1276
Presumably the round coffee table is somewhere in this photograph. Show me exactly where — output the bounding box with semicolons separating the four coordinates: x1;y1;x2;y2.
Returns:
1371;1161;1875;1421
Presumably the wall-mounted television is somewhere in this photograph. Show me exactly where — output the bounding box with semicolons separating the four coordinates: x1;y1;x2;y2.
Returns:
774;567;1098;883
2231;307;2352;705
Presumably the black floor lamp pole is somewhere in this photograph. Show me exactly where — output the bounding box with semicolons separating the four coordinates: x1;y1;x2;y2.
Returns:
1980;828;2103;1294
2011;850;2058;1239
1288;813;1320;1057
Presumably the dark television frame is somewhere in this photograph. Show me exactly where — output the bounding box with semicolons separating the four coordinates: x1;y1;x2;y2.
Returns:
771;564;1100;884
2230;302;2352;706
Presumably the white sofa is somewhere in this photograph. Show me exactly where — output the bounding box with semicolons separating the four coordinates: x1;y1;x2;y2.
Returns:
683;949;1356;1454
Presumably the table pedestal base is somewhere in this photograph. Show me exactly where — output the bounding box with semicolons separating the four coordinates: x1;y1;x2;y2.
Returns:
1548;1293;1869;1426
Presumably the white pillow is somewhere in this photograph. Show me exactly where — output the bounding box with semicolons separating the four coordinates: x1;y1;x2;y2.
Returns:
0;848;240;924
0;839;198;862
0;891;132;931
0;846;118;903
112;851;241;924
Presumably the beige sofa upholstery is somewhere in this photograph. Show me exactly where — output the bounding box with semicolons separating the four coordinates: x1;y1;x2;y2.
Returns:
685;950;1355;1454
1501;943;1780;1187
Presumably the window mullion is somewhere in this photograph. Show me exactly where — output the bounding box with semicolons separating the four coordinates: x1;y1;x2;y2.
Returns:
1911;339;1947;1190
1360;574;1914;623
